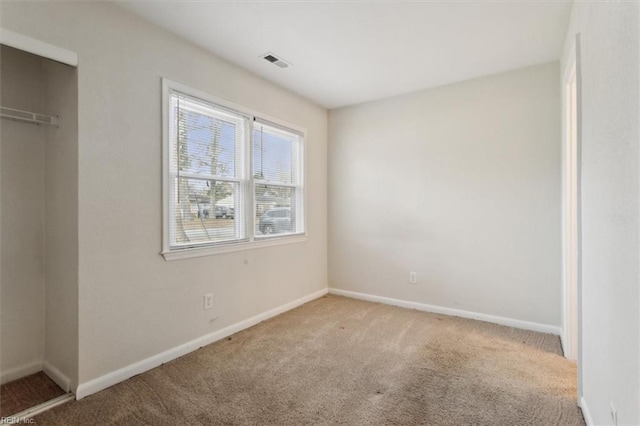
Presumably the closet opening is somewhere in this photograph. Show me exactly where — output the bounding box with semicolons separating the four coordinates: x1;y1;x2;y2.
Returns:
0;44;78;420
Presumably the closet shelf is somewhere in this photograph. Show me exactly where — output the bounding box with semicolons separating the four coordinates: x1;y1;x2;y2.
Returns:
1;106;59;126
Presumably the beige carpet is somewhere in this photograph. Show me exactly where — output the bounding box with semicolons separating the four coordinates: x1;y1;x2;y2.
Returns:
35;295;584;425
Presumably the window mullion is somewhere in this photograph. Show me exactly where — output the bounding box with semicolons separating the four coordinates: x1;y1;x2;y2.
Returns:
240;117;253;242
254;180;297;188
176;172;241;183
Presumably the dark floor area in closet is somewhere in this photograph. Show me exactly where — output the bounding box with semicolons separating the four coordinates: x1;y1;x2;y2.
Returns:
0;372;65;417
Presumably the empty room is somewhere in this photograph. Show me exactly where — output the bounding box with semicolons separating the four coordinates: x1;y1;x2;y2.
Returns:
0;1;638;425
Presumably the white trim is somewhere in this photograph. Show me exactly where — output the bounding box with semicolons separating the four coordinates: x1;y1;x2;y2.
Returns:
0;360;42;385
162;78;171;255
75;288;328;399
43;360;71;393
162;234;307;261
0;28;78;67
560;39;575;344
329;288;561;335
3;393;75;424
559;332;567;357
561;39;580;362
560;33;584;398
574;33;584;400
579;396;593;426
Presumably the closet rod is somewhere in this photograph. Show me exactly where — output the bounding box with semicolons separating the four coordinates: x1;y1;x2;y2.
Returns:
0;106;59;126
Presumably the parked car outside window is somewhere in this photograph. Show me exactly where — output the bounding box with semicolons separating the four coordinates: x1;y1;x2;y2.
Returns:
259;207;292;235
214;206;231;219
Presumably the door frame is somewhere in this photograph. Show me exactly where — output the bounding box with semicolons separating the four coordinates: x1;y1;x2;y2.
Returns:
561;34;583;398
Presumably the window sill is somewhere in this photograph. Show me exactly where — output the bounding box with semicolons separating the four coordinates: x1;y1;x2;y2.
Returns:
161;234;307;261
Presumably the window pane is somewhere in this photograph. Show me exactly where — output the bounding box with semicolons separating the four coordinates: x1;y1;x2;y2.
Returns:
169;90;248;249
173;177;240;246
253;123;299;184
255;184;300;236
174;94;243;179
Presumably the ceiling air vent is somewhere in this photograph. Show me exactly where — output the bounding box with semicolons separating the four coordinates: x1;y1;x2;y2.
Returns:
262;52;290;69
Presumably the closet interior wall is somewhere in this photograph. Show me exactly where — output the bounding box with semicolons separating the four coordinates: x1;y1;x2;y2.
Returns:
0;45;78;391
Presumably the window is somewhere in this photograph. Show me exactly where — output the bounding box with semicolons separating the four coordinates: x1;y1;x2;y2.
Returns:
253;121;304;237
162;79;305;260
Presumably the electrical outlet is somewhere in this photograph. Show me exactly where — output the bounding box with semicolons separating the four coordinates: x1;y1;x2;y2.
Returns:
204;293;214;310
409;271;417;284
610;402;617;426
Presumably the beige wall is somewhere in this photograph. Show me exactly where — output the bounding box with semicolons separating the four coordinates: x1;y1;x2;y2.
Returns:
329;63;562;327
562;3;640;425
43;59;79;390
0;1;328;388
0;46;47;383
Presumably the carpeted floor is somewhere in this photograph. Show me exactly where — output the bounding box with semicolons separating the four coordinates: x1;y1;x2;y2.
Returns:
35;295;584;425
1;371;65;417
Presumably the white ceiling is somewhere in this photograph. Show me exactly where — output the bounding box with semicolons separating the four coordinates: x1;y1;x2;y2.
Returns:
118;1;572;109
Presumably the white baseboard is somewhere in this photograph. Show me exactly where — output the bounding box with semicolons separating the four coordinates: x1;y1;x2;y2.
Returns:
560;330;567;356
76;288;328;399
43;360;71;393
579;396;593;426
1;360;42;385
329;288;561;336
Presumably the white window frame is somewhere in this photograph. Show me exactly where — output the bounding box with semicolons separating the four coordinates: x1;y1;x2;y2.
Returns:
167;95;250;249
252;119;305;240
161;78;307;261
